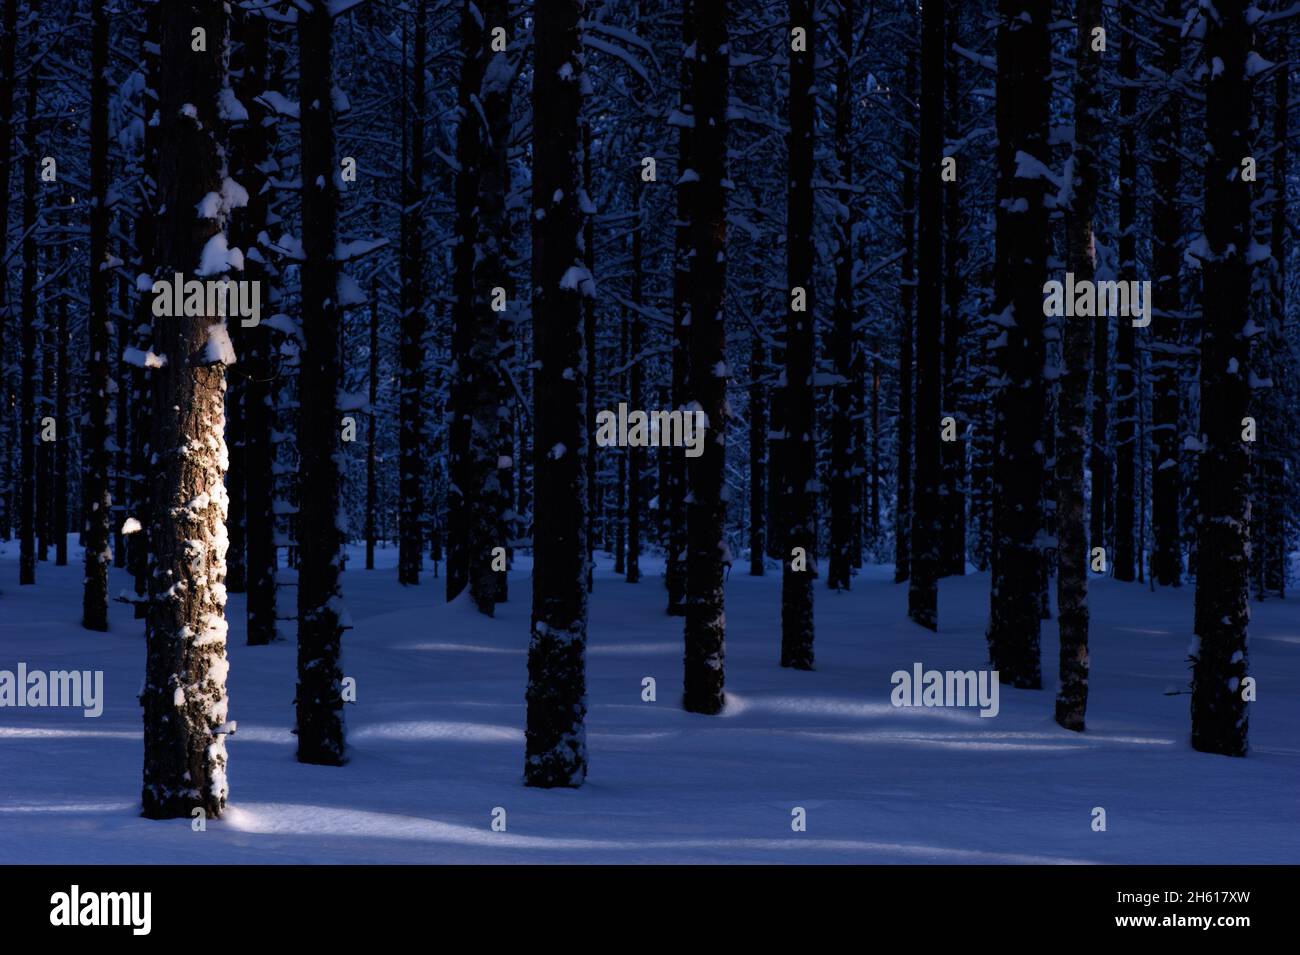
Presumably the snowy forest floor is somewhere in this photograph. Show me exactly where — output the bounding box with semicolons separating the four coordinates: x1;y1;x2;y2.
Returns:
1;539;1298;864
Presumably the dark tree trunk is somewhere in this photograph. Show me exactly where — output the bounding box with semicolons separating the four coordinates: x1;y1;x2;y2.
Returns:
0;0;14;544
295;0;347;766
615;312;627;576
781;0;816;668
448;0;485;604
894;51;915;585
366;279;379;571
584;123;599;591
985;0;1049;689
1056;0;1100;732
468;0;513;610
113;237;130;570
908;0;942;630
1087;0;1112;561
870;356;881;547
682;0;730;708
627;170;644;584
233;7;276;646
17;2;38;587
940;0;966;578
128;2;162;614
480;0;514;604
37;229;50;563
526;0;590;787
1150;0;1184;589
749;333;766;575
141;0;234;820
827;0;855;593
54;263;68;565
1112;2;1137;583
1191;0;1253;758
399;3;428;588
665;0;694;615
84;0;112;628
1260;29;1289;597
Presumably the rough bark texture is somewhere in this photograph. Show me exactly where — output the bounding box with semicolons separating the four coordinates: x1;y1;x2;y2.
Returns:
940;0;966;578
127;3;162;614
894;51;915;585
683;0;729;711
1150;0;1184;589
1111;2;1137;583
232;7;277;646
17;1;38;586
54;261;68;566
141;0;233;820
749;333;767;576
908;0;942;631
1056;0;1099;732
399;3;428;589
295;0;347;766
781;0;816;668
627;168;644;584
1191;0;1252;758
473;0;513;605
81;0;111;626
665;0;694;616
366;280;379;571
0;0;15;544
447;0;485;604
985;0;1048;689
827;0;855;593
525;0;589;787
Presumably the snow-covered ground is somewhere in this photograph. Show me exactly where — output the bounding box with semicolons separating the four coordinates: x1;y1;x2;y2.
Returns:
1;538;1297;864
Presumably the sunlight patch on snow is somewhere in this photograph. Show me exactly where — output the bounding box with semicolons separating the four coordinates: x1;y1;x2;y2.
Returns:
395;641;522;656
587;641;678;656
0;801;137;814
742;696;975;724
349;721;522;744
0;727;137;740
218;803;1089;864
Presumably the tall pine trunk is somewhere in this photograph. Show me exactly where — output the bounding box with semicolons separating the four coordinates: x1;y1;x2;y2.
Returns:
82;0;111;626
141;0;235;819
448;0;486;603
827;0;855;593
683;0;730;710
54;263;68;565
295;0;347;766
627;167;644;584
232;6;277;645
986;0;1049;689
1056;0;1100;732
908;0;942;630
781;0;816;667
665;0;694;615
749;332;766;575
475;0;513;604
894;51;915;585
17;1;38;587
1112;2;1137;583
0;0;15;544
128;3;162;615
525;0;590;787
366;279;379;570
1191;0;1253;758
940;0;966;577
1150;0;1184;588
398;4;428;589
